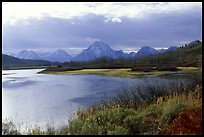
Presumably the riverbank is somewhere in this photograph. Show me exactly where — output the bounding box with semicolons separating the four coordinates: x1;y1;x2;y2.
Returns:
38;67;199;78
63;85;202;135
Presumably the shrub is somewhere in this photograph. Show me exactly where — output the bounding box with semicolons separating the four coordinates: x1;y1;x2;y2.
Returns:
124;115;143;134
160;107;202;135
131;66;153;72
80;121;101;135
66;119;84;135
2;120;21;135
160;102;186;128
107;126;128;135
156;66;178;71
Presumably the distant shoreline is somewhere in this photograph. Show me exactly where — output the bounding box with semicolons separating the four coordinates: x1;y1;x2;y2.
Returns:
38;67;199;78
2;66;47;71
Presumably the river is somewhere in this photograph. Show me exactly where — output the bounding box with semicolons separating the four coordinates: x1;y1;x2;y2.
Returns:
2;69;143;131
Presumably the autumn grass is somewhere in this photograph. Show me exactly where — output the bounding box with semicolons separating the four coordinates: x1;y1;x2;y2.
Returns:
61;85;201;135
59;74;202;135
160;106;202;135
177;67;199;72
39;67;199;78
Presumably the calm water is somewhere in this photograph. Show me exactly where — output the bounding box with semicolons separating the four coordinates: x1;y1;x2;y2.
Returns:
2;69;142;131
2;69;188;131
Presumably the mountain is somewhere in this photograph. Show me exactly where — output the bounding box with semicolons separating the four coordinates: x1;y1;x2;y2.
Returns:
158;49;166;53
127;46;178;59
127;52;136;58
133;41;202;67
8;41;179;62
11;49;72;63
129;52;136;56
74;41;126;61
2;54;56;70
136;46;160;57
62;40;202;70
165;46;177;52
40;49;72;62
12;50;41;60
188;40;201;46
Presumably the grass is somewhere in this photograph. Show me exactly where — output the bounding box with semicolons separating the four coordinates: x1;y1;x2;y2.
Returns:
177;67;199;72
60;78;202;135
39;67;199;78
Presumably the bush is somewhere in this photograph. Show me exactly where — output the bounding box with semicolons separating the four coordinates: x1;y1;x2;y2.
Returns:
124;115;142;134
107;126;128;135
160;107;202;135
80;121;101;135
160;102;186;128
156;66;178;71
66;119;84;135
2;120;20;135
131;66;153;72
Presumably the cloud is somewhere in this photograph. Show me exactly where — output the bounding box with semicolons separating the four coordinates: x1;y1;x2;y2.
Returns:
104;17;122;23
2;2;201;25
85;37;101;43
111;17;122;23
2;2;202;54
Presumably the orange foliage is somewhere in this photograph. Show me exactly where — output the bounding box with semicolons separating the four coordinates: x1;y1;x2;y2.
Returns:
160;107;202;135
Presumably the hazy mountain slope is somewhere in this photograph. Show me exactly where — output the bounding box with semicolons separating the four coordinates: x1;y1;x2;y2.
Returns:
74;41;126;61
42;49;72;62
61;40;202;69
8;41;180;63
2;54;56;70
136;46;160;57
11;49;73;63
11;50;41;60
134;41;202;66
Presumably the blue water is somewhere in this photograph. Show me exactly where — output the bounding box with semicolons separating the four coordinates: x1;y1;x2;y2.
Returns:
2;69;142;130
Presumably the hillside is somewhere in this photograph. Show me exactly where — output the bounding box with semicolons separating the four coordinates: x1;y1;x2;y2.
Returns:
2;54;58;70
133;42;202;67
10;49;72;63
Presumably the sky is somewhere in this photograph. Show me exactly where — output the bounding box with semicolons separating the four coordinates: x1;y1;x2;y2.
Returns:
2;2;202;55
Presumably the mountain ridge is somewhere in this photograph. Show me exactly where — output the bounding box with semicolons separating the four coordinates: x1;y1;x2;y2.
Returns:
7;40;188;62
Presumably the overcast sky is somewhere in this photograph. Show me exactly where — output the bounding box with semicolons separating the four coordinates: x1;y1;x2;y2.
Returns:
2;2;202;55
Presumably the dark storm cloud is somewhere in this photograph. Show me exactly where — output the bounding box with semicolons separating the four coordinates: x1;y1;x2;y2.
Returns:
3;6;202;54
